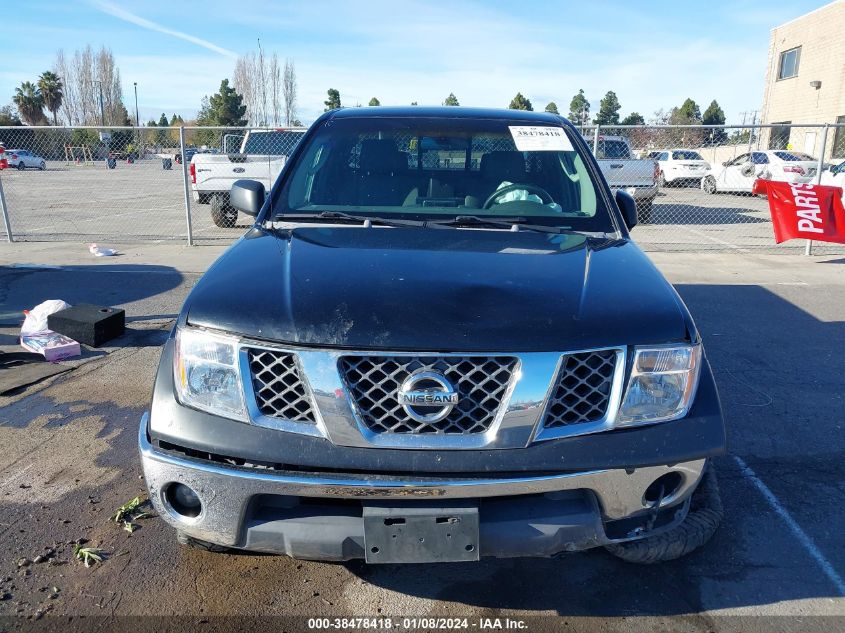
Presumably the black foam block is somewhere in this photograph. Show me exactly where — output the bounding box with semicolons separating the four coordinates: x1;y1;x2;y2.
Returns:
47;304;125;347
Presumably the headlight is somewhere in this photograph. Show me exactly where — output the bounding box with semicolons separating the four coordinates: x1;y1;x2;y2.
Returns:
173;327;246;420
617;344;701;426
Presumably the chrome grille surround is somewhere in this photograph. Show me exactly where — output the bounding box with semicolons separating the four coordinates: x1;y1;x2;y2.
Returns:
239;345;326;438
533;347;627;443
339;355;519;435
232;336;628;449
543;350;618;428
247;348;318;423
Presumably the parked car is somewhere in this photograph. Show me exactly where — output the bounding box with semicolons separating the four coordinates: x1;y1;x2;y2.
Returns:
702;150;818;194
7;149;46;170
189;130;304;227
819;160;845;201
647;149;710;187
590;135;659;223
140;106;726;565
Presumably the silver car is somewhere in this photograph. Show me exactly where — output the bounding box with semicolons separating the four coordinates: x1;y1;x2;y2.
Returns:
7;149;46;170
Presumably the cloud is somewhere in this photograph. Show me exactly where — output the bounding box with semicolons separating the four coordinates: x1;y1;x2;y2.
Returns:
89;0;238;59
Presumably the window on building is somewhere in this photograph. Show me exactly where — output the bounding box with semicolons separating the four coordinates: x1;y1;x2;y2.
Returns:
769;121;792;150
832;116;845;159
777;47;800;80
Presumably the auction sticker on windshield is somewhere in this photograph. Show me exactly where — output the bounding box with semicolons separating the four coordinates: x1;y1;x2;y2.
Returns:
509;126;573;152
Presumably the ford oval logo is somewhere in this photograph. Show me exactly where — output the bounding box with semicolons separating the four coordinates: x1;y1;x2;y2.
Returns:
397;371;459;423
232;167;246;173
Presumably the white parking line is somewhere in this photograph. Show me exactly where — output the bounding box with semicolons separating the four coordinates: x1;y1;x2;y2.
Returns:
733;455;845;595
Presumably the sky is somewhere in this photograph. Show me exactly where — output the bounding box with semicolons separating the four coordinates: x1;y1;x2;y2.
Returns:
2;0;833;126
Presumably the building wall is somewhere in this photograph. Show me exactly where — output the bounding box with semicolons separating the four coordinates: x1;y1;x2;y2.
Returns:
761;0;845;160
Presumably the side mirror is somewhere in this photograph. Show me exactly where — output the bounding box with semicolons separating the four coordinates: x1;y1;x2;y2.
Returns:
615;189;637;230
229;179;265;216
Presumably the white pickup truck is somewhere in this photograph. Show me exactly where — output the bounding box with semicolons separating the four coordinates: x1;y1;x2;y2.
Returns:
189;129;305;227
589;135;659;223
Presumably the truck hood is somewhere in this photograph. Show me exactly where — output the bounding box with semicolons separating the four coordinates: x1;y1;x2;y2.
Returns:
185;226;690;352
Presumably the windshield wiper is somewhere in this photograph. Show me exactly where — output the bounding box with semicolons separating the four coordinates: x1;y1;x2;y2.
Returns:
274;211;425;228
428;215;571;234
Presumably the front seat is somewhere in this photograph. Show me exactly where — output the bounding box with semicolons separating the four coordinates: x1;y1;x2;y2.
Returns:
357;139;411;206
467;151;527;204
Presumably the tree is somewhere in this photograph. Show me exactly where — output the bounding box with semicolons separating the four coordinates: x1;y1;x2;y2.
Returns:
282;59;297;126
568;89;590;126
702;99;727;145
544;102;559;114
620;112;645;126
155;113;169;146
368;97;381;107
443;92;459;106
594;91;621;125
509;92;533;111
37;71;63;125
324;88;341;111
13;82;46;125
675;98;702;123
208;79;247;126
0;104;22;126
53;46;125;125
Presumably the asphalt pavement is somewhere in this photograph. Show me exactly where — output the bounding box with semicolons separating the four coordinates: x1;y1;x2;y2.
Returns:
0;242;843;631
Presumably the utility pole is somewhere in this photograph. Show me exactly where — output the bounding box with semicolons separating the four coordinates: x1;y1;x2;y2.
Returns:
134;82;141;159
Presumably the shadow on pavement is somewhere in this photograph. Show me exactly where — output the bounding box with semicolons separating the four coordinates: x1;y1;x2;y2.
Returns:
0;264;185;326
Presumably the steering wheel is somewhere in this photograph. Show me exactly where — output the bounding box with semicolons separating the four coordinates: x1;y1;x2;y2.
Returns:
483;183;554;210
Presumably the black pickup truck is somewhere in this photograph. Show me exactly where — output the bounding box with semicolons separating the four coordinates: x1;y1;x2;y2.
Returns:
140;107;725;564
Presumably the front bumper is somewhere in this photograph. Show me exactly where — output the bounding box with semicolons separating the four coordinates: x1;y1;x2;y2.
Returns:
140;414;706;560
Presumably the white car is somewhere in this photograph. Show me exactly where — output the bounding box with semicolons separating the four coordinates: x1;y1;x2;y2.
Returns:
819;161;845;201
701;150;818;194
648;149;710;186
6;149;46;170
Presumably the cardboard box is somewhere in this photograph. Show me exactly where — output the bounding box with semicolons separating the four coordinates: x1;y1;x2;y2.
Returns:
21;331;81;362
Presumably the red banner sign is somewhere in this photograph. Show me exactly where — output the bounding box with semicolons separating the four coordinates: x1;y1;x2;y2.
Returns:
753;179;845;244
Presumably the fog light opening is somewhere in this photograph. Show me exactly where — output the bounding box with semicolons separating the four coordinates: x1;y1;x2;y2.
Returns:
164;483;203;519
643;472;684;506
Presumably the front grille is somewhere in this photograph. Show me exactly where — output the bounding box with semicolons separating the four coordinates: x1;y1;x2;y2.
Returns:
247;348;317;423
340;356;518;435
541;350;618;429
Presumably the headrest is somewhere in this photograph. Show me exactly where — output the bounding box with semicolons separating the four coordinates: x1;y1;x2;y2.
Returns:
359;139;407;174
480;151;526;182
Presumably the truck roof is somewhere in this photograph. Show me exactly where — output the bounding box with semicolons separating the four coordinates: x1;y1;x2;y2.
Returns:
322;105;571;125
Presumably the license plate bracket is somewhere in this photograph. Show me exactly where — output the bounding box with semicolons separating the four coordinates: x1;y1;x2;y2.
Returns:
363;503;480;564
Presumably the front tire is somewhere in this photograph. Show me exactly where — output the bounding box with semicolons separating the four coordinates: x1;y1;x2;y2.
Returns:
702;176;717;194
39;161;46;171
604;465;723;564
16;162;25;171
210;195;238;228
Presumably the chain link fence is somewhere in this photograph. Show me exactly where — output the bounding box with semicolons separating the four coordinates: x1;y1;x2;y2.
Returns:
1;123;844;253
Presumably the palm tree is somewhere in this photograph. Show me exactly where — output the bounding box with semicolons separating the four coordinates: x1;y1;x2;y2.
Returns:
12;82;45;125
37;71;63;125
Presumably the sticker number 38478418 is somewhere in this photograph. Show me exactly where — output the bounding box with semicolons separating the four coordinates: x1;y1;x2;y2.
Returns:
508;126;574;152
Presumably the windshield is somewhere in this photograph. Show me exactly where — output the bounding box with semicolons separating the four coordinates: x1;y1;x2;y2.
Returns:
672;150;703;160
773;151;815;162
273;117;613;231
